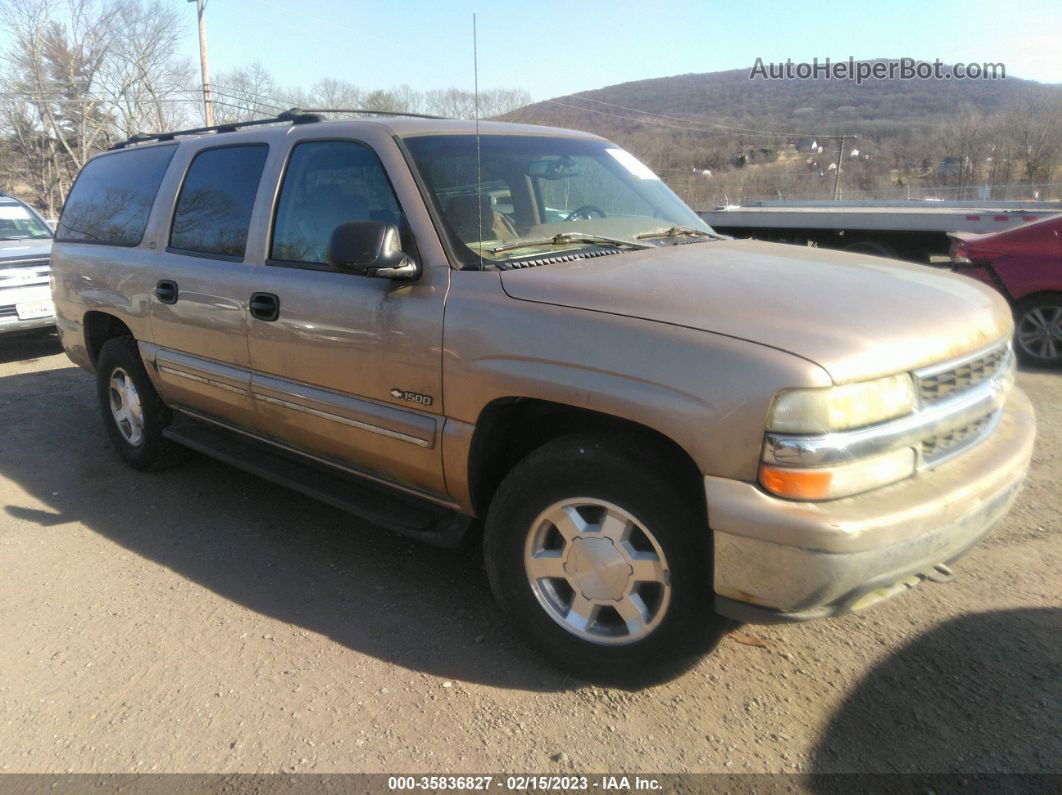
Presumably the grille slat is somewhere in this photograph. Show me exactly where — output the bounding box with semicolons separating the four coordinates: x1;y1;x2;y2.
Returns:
912;342;1010;467
916;345;1008;405
921;413;995;464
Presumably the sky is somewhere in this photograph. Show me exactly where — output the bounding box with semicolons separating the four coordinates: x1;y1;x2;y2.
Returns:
183;0;1062;100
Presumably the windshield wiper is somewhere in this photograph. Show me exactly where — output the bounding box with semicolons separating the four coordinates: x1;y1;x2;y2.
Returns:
491;232;653;255
635;225;720;240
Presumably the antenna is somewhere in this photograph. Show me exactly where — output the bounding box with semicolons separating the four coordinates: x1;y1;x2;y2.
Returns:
473;12;484;270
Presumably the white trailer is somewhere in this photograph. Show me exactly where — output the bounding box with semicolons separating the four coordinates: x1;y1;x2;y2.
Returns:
698;199;1062;262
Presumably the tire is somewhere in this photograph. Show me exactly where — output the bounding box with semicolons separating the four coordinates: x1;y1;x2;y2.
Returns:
843;240;896;258
1013;294;1062;368
96;336;183;470
483;433;728;685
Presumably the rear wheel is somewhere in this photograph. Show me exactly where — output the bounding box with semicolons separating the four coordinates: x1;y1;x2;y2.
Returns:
96;336;183;470
484;434;727;684
1014;294;1062;368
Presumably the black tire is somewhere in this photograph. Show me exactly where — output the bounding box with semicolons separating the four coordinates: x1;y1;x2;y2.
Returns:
843;240;896;258
483;433;728;685
1013;293;1062;368
96;336;183;470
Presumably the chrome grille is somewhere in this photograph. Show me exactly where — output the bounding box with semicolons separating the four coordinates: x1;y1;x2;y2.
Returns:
0;258;51;287
915;344;1009;405
921;413;996;465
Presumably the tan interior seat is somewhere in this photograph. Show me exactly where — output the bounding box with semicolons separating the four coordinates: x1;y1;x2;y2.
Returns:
445;195;517;244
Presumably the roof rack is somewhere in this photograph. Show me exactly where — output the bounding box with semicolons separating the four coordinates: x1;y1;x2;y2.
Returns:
109;107;446;150
296;107;444;120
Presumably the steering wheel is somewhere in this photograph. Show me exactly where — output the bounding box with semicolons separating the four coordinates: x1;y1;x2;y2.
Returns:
565;205;607;222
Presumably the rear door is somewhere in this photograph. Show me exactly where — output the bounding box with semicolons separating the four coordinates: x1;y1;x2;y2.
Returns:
241;133;449;499
147;142;269;428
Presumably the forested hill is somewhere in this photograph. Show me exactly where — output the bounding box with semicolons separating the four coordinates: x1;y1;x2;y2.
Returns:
505;63;1061;142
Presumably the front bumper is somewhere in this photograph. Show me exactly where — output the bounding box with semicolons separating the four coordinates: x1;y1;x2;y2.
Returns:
0;312;56;334
1;283;55;334
708;387;1036;623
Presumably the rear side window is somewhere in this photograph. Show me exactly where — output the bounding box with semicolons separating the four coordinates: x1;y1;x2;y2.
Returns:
56;145;176;246
170;144;269;258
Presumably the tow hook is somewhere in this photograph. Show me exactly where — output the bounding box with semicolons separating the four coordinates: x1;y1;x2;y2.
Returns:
926;563;955;584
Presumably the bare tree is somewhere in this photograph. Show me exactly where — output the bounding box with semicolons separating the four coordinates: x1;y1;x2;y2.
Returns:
0;5;533;215
0;0;193;214
212;62;282;122
933;107;989;198
305;77;363;109
423;87;530;119
998;97;1062;191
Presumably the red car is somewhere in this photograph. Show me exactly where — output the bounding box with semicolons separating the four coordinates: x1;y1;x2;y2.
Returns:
950;213;1062;367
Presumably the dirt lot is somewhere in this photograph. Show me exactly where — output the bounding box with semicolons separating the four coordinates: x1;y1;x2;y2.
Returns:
0;330;1058;776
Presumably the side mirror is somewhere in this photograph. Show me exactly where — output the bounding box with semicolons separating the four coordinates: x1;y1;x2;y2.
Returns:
325;221;420;280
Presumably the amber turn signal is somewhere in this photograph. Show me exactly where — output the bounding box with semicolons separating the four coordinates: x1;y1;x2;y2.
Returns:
758;465;832;500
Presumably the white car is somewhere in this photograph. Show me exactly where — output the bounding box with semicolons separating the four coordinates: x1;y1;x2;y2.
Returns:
0;193;54;334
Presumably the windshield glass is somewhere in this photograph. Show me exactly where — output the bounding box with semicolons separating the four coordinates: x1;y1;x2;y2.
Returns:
403;134;713;268
0;200;52;240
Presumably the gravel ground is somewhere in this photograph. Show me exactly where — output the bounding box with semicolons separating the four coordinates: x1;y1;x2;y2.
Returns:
0;330;1058;775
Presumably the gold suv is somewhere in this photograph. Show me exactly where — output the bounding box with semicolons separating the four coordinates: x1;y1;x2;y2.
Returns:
50;112;1036;682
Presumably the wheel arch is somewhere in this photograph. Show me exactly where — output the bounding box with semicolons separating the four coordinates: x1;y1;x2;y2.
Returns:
467;397;707;525
83;311;135;368
1012;289;1062;308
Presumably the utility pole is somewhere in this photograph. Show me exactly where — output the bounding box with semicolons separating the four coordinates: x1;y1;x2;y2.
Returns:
832;135;848;200
188;0;214;126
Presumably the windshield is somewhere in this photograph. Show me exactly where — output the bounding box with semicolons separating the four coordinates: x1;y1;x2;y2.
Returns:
0;200;52;240
403;134;714;268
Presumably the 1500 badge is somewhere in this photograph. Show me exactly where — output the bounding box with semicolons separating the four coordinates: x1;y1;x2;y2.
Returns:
390;388;433;406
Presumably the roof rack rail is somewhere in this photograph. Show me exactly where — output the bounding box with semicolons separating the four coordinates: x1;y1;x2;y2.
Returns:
109;107;446;150
109;109;322;150
297;107;445;120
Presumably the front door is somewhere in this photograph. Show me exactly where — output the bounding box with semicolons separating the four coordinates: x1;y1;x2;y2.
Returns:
243;138;448;499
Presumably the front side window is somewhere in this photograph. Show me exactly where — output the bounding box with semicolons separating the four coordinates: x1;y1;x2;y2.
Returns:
271;140;403;266
56;144;176;246
170;144;268;258
402;134;713;268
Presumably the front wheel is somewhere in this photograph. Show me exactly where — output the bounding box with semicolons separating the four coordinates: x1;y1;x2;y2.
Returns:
1014;294;1062;368
484;434;727;684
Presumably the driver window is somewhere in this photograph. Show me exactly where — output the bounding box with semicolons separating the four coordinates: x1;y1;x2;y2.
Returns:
271;140;404;267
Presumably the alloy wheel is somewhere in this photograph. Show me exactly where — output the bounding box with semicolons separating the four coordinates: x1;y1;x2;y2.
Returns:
108;367;145;446
524;498;672;646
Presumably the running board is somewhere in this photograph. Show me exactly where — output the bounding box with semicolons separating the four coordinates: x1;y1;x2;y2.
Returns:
162;415;471;547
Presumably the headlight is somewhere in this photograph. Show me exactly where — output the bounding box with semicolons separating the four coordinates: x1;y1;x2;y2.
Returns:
767;373;916;434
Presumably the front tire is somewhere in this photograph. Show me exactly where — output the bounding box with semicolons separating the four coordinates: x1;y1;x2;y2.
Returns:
96;336;182;470
484;434;727;684
1014;294;1062;368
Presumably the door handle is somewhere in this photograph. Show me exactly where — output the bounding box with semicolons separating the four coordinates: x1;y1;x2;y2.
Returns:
249;292;280;321
155;280;178;304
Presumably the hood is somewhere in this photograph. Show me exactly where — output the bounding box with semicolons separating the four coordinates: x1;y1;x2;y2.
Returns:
499;239;1012;384
0;237;52;265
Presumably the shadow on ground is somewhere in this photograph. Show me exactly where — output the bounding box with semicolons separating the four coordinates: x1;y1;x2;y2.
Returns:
0;328;62;364
0;365;575;692
811;607;1061;779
